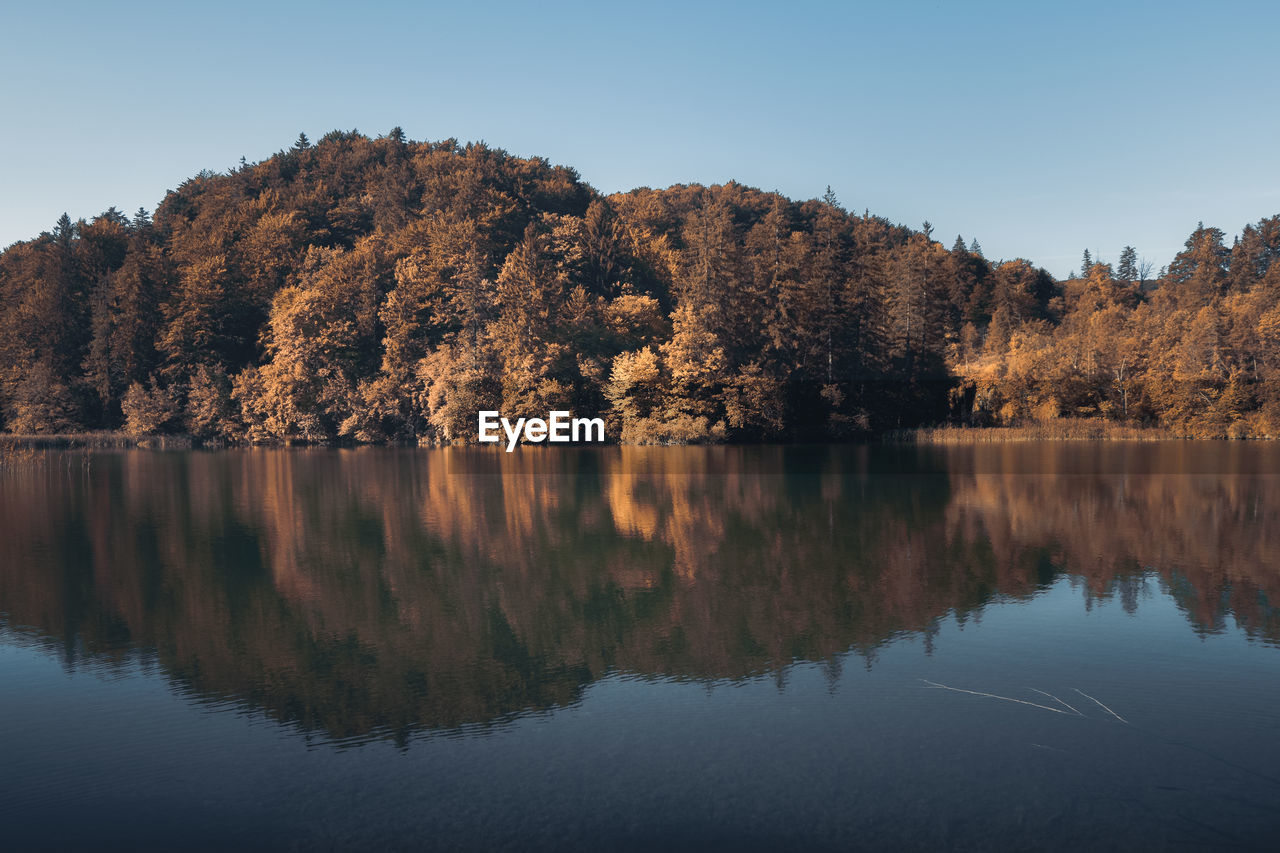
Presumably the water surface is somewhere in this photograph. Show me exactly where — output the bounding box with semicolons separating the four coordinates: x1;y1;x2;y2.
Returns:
2;443;1279;850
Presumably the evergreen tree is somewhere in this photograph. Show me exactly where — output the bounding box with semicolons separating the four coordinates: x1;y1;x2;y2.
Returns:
1166;223;1229;306
821;185;841;211
1118;246;1138;284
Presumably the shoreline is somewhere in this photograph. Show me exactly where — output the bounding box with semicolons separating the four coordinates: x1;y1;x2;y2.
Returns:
0;433;193;450
2;421;1274;451
895;420;1273;443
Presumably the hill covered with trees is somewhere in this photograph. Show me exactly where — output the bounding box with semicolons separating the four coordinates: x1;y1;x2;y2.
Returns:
2;129;1278;443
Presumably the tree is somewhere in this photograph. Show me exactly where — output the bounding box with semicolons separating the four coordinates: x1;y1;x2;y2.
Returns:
83;245;164;422
605;346;664;439
185;364;237;440
121;378;178;436
241;241;388;441
1166;224;1228;307
158;254;249;377
6;359;78;433
1118;246;1138;284
887;233;950;372
1138;257;1155;288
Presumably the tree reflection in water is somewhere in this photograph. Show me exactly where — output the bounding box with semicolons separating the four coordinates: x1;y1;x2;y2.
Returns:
1;443;1277;744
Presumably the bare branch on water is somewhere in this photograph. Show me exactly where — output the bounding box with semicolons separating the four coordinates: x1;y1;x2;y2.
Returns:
919;679;1073;715
1028;688;1084;716
1073;688;1129;724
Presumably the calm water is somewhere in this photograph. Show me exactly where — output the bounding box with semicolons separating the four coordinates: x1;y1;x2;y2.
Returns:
2;443;1279;850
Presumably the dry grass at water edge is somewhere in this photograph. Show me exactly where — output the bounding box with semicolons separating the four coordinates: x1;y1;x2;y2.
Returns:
895;420;1181;443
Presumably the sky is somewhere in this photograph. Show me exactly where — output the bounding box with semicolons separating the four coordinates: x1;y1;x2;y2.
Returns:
2;0;1278;278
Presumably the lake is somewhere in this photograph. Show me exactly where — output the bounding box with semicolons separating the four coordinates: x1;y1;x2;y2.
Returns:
2;443;1279;850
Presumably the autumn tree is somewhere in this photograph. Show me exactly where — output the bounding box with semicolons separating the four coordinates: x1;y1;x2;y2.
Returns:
5;128;1279;441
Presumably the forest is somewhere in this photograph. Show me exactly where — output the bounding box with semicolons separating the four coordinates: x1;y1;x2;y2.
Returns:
2;128;1278;443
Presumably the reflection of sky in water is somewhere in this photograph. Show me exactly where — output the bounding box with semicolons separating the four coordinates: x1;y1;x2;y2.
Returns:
5;571;1280;850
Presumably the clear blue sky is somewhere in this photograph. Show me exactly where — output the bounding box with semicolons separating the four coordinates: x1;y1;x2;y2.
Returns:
3;0;1278;277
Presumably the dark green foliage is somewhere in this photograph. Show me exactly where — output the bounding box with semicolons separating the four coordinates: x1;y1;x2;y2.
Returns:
1118;246;1138;284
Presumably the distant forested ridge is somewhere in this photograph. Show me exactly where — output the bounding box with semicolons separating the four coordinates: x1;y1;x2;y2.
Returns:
2;129;1278;443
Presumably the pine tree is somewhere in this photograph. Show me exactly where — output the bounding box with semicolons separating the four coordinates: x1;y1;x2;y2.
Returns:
1166;224;1229;306
1118;246;1138;284
54;212;76;247
822;186;843;212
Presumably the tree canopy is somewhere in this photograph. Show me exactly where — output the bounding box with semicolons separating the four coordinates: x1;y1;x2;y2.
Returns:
2;130;1278;441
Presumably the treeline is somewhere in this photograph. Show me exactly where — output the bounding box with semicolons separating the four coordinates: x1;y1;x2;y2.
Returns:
1;129;1277;442
956;226;1280;437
